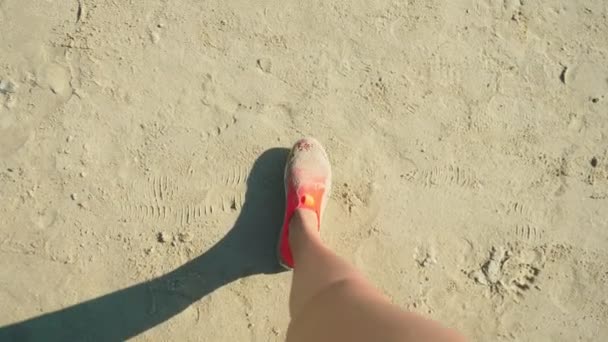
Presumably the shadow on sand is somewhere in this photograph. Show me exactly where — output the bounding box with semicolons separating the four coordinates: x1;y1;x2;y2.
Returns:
0;148;290;341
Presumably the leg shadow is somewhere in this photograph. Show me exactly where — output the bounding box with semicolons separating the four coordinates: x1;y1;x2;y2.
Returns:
0;147;290;341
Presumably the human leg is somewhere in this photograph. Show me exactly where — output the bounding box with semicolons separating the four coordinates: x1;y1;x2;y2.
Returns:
286;208;465;342
279;138;465;342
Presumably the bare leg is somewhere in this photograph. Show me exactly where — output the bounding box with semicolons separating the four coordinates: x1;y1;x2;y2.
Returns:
286;208;465;342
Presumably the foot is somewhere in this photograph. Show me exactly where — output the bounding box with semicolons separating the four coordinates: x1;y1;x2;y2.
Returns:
278;137;332;269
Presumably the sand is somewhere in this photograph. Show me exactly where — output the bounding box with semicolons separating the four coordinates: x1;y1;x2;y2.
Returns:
1;0;607;341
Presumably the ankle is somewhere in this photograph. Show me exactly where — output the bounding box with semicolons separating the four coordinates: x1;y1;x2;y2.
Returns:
289;208;320;246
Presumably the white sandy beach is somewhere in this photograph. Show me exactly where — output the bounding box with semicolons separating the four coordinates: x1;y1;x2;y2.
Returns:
1;0;607;341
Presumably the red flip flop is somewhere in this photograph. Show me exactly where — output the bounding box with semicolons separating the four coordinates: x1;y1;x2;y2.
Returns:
278;137;332;269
